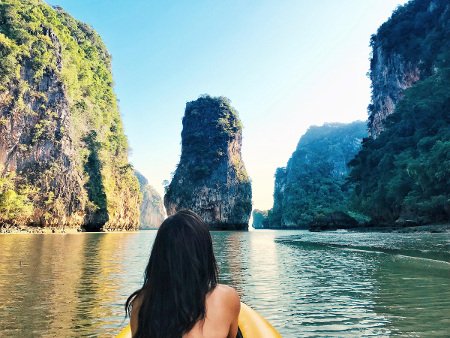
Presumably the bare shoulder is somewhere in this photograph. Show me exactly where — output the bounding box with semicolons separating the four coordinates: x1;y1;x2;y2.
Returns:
215;284;239;298
130;293;144;335
131;293;143;313
208;284;240;314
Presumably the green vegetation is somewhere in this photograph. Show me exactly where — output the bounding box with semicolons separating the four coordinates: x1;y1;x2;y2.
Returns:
252;209;268;229
349;52;450;224
83;131;108;224
166;95;249;202
267;122;367;228
165;95;252;227
351;0;450;226
0;166;35;225
0;0;140;228
373;0;450;71
266;168;286;227
181;95;245;180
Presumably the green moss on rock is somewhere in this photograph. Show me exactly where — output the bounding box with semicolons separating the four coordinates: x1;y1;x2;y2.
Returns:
0;0;140;230
164;95;252;230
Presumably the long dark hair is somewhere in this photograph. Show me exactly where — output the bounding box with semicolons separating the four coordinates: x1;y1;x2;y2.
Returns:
125;209;219;338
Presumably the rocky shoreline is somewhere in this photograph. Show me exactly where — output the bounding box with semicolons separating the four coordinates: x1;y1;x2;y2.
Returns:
0;225;141;234
347;223;450;234
253;223;450;234
3;222;449;234
0;226;83;234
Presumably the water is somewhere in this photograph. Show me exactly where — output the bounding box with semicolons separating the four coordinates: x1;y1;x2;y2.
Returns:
0;230;449;337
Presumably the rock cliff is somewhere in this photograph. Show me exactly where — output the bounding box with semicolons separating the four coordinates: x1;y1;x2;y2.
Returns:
348;0;450;226
164;95;252;230
0;1;140;231
368;0;450;137
267;122;367;228
135;171;166;229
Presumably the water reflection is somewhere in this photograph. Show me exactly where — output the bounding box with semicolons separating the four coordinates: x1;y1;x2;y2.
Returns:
0;235;86;336
272;235;391;336
214;232;245;290
0;233;148;337
0;231;448;337
372;254;450;336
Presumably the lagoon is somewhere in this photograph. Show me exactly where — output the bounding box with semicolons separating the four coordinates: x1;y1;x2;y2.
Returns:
0;230;449;337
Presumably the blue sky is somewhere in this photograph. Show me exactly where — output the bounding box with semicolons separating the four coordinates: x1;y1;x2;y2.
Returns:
48;0;407;210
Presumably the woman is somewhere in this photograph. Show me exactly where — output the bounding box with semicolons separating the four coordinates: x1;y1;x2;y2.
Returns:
126;209;241;338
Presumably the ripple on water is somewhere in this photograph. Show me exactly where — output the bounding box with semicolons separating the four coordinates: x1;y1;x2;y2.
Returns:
0;230;449;337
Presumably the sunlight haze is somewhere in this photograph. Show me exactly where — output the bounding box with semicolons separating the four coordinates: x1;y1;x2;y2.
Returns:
48;0;408;210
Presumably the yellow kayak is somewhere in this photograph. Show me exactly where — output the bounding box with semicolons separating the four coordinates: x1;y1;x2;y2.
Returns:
116;302;281;338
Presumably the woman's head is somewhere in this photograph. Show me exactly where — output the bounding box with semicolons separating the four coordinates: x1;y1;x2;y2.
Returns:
126;209;218;338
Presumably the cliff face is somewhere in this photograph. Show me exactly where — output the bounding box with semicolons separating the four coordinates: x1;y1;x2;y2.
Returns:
349;0;450;225
268;122;367;228
0;1;140;231
268;168;287;228
349;62;450;224
368;0;450;137
164;95;252;230
369;47;421;137
135;171;166;229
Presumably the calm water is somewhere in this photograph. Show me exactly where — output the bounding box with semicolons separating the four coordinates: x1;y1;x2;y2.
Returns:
0;230;449;337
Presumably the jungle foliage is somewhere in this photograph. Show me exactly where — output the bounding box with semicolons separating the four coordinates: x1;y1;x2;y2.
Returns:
268;122;367;228
373;0;450;72
349;52;450;224
0;0;140;227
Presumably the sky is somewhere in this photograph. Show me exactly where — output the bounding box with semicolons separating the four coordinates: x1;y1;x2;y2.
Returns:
48;0;408;211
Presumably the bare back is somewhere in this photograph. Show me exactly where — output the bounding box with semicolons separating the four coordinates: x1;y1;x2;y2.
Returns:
131;284;240;338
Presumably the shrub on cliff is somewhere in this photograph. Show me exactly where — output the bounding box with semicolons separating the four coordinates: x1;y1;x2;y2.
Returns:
0;166;34;225
373;0;450;71
180;95;245;179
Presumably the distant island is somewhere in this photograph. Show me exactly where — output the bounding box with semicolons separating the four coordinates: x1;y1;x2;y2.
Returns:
135;171;166;229
164;95;252;230
252;122;367;230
